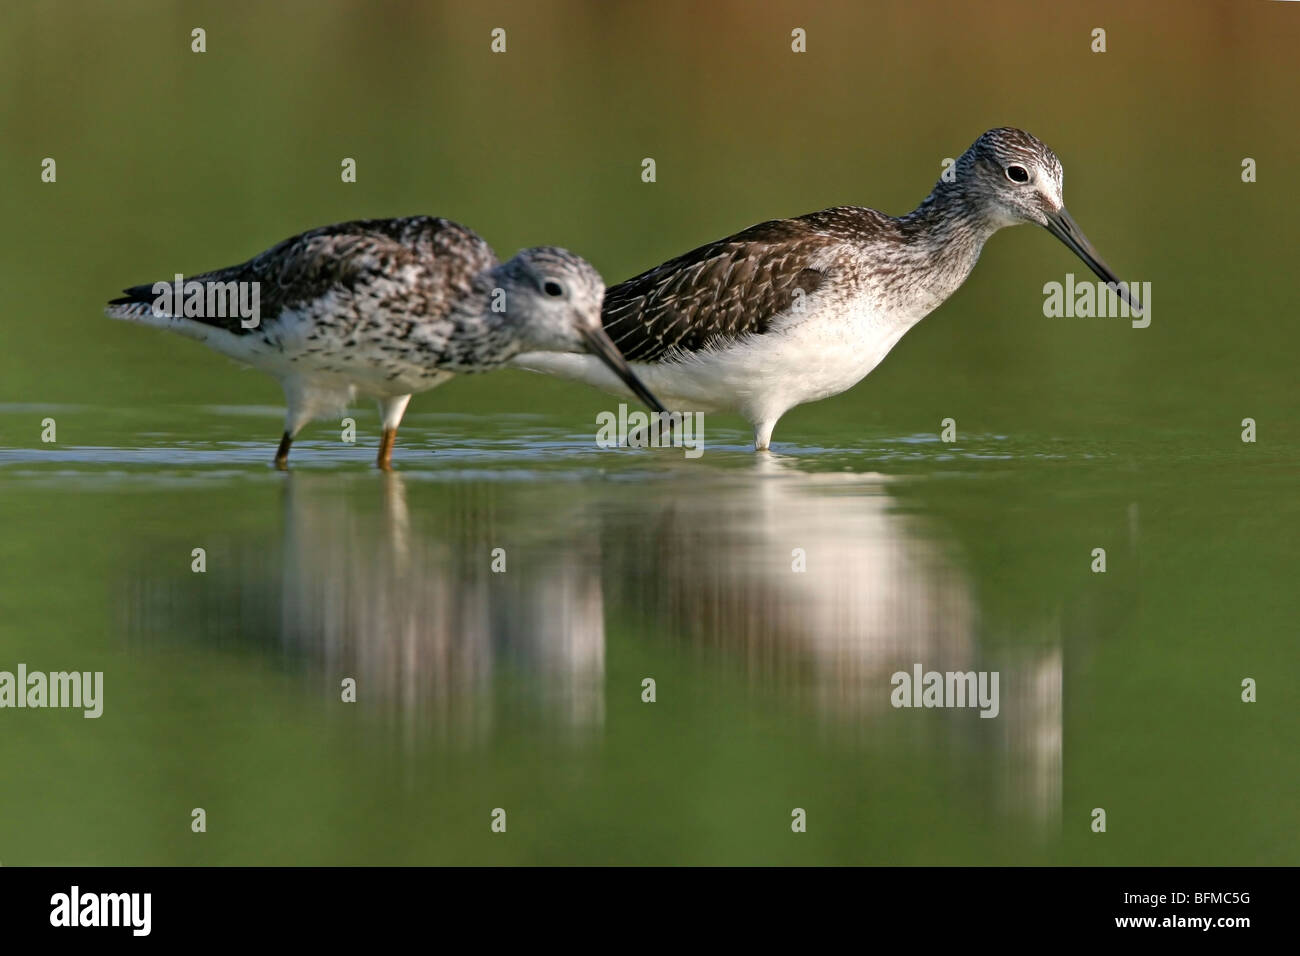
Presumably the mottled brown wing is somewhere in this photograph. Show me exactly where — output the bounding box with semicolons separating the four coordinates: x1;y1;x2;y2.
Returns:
109;216;497;333
603;217;835;363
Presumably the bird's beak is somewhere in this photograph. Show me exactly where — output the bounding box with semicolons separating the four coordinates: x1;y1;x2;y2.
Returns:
580;323;669;415
1044;208;1142;316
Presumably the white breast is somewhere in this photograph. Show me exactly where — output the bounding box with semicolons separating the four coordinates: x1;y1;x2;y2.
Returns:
512;294;916;425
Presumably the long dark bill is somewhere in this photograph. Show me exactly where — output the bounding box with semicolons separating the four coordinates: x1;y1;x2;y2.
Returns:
581;325;670;415
1045;208;1142;316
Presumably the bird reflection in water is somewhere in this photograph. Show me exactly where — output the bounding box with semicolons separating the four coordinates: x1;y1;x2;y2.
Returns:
602;456;1062;833
122;457;1061;831
275;473;608;741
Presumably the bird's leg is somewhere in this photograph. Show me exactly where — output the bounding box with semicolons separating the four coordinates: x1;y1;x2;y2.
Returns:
375;394;413;471
274;432;294;470
277;376;318;471
377;428;397;471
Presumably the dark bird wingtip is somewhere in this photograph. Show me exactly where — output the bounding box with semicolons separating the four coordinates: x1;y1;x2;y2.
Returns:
107;284;156;306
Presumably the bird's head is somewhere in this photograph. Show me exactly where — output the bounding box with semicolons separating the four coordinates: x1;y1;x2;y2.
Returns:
955;127;1065;229
494;246;606;352
949;127;1139;314
494;247;668;414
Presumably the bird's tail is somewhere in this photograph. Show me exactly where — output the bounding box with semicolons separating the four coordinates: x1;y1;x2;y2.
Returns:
104;280;251;352
104;283;174;325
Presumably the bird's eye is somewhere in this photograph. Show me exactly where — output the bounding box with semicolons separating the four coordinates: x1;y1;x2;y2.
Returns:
1005;164;1030;184
543;280;565;297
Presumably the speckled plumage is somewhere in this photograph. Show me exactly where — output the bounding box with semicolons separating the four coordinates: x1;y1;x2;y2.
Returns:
106;216;665;468
602;203;990;364
514;128;1136;450
108;217;500;372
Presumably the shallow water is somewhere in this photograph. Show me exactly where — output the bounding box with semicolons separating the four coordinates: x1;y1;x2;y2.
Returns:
2;0;1298;865
2;404;1295;864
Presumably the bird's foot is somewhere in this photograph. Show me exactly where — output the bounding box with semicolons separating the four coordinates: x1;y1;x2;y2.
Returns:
376;427;397;470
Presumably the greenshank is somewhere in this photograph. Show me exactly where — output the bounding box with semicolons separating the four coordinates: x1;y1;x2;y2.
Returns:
106;217;667;468
513;128;1139;450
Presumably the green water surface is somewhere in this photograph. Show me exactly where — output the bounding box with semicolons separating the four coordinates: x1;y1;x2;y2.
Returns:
0;1;1296;865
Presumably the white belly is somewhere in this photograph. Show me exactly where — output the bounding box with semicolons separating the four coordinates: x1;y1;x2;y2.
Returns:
168;306;452;401
512;300;915;426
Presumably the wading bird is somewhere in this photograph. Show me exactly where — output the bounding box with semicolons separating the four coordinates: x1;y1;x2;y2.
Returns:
107;217;666;468
512;128;1140;451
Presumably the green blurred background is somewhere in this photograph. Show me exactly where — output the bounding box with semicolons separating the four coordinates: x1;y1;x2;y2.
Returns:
0;0;1296;864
